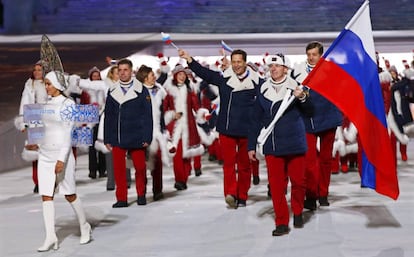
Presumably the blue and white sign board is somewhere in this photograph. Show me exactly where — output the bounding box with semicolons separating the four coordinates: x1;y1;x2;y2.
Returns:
23;103;99;146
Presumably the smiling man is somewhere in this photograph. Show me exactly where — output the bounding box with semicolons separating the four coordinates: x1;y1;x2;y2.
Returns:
179;48;264;209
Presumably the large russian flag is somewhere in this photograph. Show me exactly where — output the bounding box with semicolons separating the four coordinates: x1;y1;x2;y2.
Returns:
303;0;399;200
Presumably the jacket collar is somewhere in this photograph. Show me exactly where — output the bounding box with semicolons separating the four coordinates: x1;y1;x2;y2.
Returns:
223;66;260;92
261;76;297;103
110;78;143;104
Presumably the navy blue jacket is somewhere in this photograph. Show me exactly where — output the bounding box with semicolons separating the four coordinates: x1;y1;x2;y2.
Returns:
391;78;414;132
248;77;313;156
188;59;264;137
292;61;342;133
104;79;153;149
302;89;342;133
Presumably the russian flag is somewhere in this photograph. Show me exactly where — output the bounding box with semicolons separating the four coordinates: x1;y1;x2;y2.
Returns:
303;0;399;200
161;32;172;44
221;40;234;53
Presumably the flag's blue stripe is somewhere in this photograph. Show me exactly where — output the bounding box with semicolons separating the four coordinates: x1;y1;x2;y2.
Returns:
361;150;376;188
221;41;233;53
324;29;387;128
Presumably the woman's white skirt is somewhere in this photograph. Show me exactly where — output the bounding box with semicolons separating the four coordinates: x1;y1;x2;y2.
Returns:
38;145;76;197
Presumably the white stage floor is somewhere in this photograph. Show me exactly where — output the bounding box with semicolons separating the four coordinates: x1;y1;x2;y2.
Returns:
1;143;413;257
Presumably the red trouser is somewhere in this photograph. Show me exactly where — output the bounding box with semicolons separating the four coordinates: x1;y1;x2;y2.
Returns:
208;139;223;161
390;132;408;163
251;159;259;177
219;134;251;201
112;146;147;201
193;155;202;171
266;154;305;226
151;149;163;195
304;129;336;199
173;140;191;183
32;160;38;185
332;153;340;173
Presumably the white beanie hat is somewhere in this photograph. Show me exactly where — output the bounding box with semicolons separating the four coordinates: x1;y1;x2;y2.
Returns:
265;53;291;68
45;71;66;91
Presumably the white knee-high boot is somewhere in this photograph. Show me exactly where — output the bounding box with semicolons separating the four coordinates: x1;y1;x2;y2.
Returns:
38;201;58;252
70;198;92;244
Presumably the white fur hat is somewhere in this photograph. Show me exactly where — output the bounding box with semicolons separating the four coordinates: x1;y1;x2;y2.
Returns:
172;64;186;76
45;71;66;91
88;66;101;77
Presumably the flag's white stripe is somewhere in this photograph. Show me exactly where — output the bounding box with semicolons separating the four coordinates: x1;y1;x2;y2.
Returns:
345;0;376;63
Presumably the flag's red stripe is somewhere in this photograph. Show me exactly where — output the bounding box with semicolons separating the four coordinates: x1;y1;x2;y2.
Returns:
305;59;399;199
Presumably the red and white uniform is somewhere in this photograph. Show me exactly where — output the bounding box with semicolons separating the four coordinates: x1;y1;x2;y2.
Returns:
164;81;205;185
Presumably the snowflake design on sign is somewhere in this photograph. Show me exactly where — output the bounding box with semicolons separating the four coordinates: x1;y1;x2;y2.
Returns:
60;104;99;123
72;126;93;146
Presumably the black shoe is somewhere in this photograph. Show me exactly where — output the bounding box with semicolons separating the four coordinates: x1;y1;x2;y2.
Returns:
112;201;128;208
319;197;330;206
33;185;39;193
253;175;260;185
174;182;187;191
137;196;147;205
218;160;224;165
304;198;317;210
208;155;217;161
349;162;358;171
225;194;237;209
237;199;246;207
107;187;115;191
99;172;107;178
88;171;97;179
195;169;202;177
153;192;164;201
293;214;304;228
267;184;272;198
272;225;290;236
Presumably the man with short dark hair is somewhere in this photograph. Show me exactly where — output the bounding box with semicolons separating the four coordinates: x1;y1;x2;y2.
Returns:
292;42;343;209
179;48;264;208
104;59;153;208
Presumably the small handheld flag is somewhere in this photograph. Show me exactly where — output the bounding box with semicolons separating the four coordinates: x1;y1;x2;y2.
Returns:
161;32;179;50
221;40;233;53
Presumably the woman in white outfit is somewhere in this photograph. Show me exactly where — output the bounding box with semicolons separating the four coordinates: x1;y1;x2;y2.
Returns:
33;70;92;252
14;61;48;193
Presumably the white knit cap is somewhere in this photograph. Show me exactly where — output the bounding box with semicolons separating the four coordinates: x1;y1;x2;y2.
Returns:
265;54;290;68
45;71;65;91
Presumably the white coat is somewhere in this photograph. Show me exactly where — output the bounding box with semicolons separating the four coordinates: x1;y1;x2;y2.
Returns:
37;95;76;196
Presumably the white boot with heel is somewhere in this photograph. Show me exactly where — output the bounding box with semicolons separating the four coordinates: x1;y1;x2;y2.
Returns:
38;201;58;252
70;198;92;244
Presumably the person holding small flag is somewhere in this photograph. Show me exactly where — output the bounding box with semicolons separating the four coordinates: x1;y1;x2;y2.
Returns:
163;64;206;191
179;48;265;208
